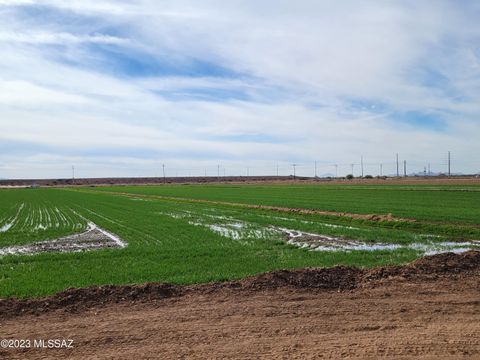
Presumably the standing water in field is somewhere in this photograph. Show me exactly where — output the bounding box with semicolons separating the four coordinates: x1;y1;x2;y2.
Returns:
0;203;127;257
157;209;480;256
0;203;25;232
0;221;126;257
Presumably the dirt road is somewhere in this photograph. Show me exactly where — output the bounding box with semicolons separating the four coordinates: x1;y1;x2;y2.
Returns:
1;252;479;359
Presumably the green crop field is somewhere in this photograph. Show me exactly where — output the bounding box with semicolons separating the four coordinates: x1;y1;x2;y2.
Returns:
0;183;479;299
94;183;480;224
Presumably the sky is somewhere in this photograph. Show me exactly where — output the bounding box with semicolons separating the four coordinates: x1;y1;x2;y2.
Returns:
0;0;479;179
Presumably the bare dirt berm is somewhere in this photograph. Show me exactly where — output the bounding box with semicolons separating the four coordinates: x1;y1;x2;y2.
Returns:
1;251;479;359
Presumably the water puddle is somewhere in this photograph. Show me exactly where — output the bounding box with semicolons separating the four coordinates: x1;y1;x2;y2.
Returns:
0;203;25;233
258;214;361;230
280;228;401;251
281;228;479;254
0;222;126;257
159;210;480;255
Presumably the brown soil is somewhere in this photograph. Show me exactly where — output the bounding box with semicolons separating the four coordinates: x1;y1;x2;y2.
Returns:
1;251;479;359
1;175;479;187
249;204;405;222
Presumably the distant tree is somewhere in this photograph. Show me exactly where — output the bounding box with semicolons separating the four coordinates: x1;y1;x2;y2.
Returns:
346;174;354;180
364;175;373;179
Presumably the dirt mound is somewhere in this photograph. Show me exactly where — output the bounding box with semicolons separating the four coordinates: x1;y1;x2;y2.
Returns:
1;251;478;319
362;250;480;283
0;283;179;318
242;251;480;291
410;250;480;271
239;266;361;290
232;204;413;223
4;263;480;360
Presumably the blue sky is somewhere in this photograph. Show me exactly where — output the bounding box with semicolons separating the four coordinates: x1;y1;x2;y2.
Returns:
0;0;479;178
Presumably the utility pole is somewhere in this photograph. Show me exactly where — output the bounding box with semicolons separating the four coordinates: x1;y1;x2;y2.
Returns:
428;163;431;176
223;168;226;177
448;151;451;177
247;167;249;177
162;164;166;184
292;164;297;180
217;164;220;181
351;163;354;176
72;165;75;185
404;160;407;177
396;153;399;177
276;163;279;177
360;156;364;177
334;164;338;178
380;163;383;177
314;161;317;178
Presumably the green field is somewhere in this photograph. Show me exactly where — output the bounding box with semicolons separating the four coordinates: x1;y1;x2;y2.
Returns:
94;183;480;224
0;183;479;298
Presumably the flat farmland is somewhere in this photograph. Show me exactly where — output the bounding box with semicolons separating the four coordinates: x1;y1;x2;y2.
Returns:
1;182;480;359
95;182;480;224
0;182;479;299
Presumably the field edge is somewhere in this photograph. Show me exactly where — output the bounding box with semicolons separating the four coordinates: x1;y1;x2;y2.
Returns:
1;250;478;319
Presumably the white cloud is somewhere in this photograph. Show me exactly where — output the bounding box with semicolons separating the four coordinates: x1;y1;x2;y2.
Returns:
0;0;479;178
0;31;130;45
0;80;88;105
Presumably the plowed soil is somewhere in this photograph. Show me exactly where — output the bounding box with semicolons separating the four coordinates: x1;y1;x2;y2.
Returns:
1;251;479;359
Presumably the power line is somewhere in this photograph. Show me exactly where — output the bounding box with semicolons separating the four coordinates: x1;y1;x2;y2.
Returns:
10;151;475;180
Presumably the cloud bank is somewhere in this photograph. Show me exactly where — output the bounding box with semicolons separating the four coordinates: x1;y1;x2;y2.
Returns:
0;0;479;178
